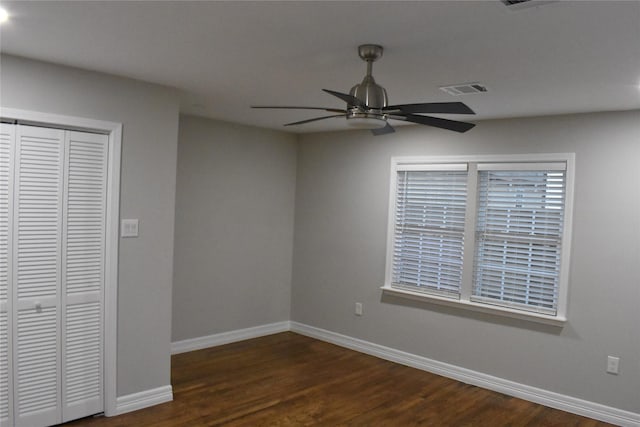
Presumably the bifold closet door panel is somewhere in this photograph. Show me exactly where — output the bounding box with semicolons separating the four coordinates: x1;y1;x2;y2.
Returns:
61;130;107;422
0;124;15;427
2;124;108;427
13;125;64;426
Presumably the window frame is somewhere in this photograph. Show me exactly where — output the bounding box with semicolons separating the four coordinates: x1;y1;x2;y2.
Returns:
382;153;575;326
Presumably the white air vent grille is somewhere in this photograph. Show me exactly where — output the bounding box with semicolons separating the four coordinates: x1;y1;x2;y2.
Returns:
439;83;488;96
502;0;532;5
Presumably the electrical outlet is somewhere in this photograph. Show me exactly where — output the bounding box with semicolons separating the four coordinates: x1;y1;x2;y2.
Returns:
355;302;363;316
606;356;620;375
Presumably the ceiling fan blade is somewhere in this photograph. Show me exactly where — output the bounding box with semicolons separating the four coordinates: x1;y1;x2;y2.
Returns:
371;122;395;136
252;106;347;114
385;102;475;115
284;114;345;127
392;114;476;133
322;89;366;108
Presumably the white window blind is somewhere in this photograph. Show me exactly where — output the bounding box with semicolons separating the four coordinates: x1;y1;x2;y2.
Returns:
391;167;468;297
472;168;566;315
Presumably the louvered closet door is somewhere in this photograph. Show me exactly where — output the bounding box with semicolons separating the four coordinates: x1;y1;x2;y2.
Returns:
61;130;107;422
12;125;64;426
0;124;15;427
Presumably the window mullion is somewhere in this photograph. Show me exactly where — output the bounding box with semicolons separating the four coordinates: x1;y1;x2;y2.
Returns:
459;162;478;302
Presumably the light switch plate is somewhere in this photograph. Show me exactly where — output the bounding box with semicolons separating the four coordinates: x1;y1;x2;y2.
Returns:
606;356;620;375
121;219;139;238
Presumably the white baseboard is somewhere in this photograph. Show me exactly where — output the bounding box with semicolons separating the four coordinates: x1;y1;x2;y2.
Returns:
171;321;291;355
115;385;173;415
290;322;640;427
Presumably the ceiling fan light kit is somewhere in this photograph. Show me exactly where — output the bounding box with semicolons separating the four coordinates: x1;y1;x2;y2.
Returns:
346;115;388;130
252;44;477;135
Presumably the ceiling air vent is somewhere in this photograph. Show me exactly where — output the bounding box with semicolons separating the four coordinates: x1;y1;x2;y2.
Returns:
502;0;532;5
439;82;488;96
501;0;558;10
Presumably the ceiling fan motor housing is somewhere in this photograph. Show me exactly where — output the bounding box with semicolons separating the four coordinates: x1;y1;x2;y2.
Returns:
349;77;388;110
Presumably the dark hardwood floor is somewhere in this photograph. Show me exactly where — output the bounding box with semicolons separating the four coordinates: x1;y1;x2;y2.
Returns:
66;332;614;426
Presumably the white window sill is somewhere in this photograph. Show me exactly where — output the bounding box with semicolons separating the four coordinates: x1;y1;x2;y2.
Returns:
381;286;567;327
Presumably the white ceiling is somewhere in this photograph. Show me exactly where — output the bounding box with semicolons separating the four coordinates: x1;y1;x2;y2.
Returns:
1;1;639;133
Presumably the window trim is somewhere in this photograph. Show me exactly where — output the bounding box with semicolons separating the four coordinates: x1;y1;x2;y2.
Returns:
383;153;575;326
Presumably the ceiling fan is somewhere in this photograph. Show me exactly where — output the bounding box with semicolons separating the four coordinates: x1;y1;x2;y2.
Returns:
252;44;476;135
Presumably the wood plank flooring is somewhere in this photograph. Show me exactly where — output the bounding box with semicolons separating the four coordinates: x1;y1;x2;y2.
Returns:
66;332;615;426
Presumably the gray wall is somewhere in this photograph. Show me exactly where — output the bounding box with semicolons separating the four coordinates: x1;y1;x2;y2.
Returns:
1;55;180;397
172;116;297;341
292;110;640;413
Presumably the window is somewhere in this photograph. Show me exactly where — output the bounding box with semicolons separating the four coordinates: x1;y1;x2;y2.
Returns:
384;155;574;325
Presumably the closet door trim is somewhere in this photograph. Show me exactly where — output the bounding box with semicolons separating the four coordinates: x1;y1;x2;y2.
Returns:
1;107;122;417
